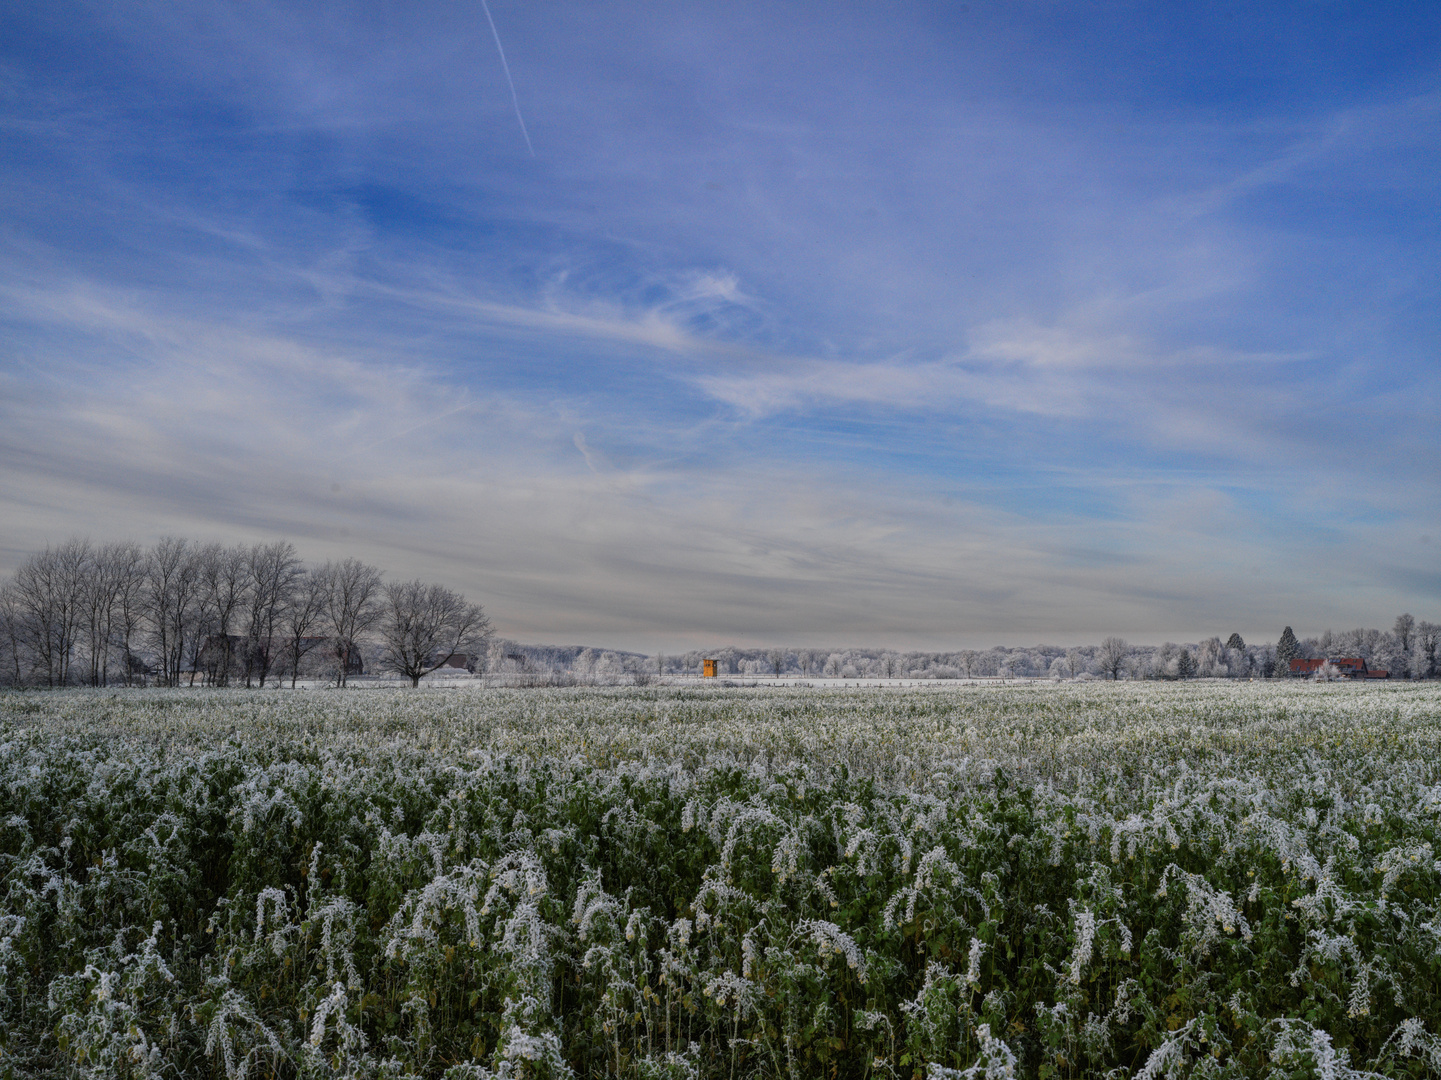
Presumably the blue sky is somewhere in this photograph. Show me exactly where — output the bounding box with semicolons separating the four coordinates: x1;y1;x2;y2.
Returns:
1;1;1438;650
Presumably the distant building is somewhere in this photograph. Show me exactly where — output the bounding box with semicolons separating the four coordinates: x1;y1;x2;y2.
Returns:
431;652;477;673
305;638;365;676
1290;657;1388;679
703;658;717;677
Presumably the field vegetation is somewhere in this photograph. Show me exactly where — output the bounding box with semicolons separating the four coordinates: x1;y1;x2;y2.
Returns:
2;683;1440;1078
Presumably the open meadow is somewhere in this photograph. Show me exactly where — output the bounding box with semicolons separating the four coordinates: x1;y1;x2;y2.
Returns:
2;683;1440;1079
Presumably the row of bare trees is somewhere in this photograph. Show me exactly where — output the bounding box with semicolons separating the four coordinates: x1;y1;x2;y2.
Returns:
0;538;490;688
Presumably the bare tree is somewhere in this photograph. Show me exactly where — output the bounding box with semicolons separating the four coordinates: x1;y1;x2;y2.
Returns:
768;649;786;677
243;541;301;687
1099;636;1129;680
80;545;109;686
195;543;250;686
110;544;148;686
0;582;25;686
82;541;143;686
12;539;91;686
144;537;201;687
1418;621;1439;680
321;558;383;687
378;580;491;687
282;567;328;688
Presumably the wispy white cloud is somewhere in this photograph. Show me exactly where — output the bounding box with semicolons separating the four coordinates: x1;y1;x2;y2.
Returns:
686;315;1315;448
1180;89;1441;219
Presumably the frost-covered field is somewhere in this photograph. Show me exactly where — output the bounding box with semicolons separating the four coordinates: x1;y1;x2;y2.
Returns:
2;684;1440;1079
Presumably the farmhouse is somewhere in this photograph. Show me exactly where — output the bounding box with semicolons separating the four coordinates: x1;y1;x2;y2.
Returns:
1289;657;1389;679
430;652;478;672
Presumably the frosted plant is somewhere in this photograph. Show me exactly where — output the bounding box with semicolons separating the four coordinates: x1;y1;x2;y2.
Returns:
48;924;179;1079
1065;909;1097;984
882;844;963;928
308;981;355;1047
926;1023;1017;1079
1268;1019;1385;1080
303;981;376;1079
199;986;285;1080
1373;840;1435;897
769;826;803;884
0;914;26;995
793;920;867;983
495;881;551;979
310;896;363;990
898;961;970;1068
255;886;293;957
739;930;758;978
634;1046;701;1080
1078;1008;1112;1060
812;867;841;910
955;937;985;990
712;803;782;879
1133;1019;1199;1080
1154;864;1252;952
842;825;882;875
571;874;622;946
231;765;308;835
700;970;756;1013
1377;1017;1441;1074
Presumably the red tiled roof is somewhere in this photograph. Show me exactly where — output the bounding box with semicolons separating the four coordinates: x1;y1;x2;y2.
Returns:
1290;657;1386;678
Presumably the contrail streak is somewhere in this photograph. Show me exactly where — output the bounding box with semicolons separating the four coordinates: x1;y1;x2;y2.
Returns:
479;0;535;156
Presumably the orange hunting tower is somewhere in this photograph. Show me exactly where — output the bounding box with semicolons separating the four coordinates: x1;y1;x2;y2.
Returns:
702;659;717;677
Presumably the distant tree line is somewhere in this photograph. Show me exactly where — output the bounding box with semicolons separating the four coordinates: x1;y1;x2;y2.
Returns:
1267;616;1439;681
0;537;489;688
637;618;1437;682
4;537;1434;687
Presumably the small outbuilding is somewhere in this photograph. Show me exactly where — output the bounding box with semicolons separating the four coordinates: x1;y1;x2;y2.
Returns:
703;659;717;677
